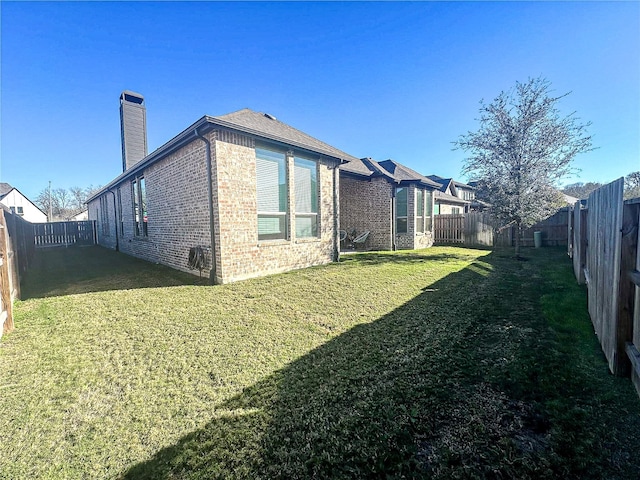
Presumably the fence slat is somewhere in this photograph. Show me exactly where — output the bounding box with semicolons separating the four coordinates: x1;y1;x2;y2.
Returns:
32;221;96;248
434;210;570;248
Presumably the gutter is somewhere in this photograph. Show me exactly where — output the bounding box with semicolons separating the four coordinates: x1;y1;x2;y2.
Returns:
194;126;218;285
391;184;397;251
333;164;340;262
87;115;354;205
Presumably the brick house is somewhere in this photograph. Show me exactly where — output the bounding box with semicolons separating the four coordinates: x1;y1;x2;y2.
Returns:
340;158;440;250
87;92;354;284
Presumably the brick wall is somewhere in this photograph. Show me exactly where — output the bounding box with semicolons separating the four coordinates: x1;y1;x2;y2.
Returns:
340;175;393;250
90;129;339;284
214;134;337;283
88;193;117;250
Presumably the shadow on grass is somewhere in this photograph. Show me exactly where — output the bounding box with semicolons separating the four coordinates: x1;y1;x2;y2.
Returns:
340;248;493;266
21;246;206;299
120;248;639;480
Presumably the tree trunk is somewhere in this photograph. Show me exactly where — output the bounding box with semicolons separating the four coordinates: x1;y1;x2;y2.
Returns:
514;223;521;258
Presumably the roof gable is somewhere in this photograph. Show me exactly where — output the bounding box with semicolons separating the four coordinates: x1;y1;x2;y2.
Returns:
376;161;440;188
339;157;376;177
212;109;358;162
0;185;47;216
427;175;452;193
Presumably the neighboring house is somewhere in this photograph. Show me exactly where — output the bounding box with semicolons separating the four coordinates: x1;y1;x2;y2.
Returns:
87;92;352;284
428;175;481;213
70;209;89;221
562;193;580;206
0;183;47;223
340;158;441;250
433;190;469;215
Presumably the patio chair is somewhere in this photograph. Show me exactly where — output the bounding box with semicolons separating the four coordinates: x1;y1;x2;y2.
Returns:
352;230;370;250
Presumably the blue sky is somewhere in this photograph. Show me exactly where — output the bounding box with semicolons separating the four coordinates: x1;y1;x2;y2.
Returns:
1;1;639;201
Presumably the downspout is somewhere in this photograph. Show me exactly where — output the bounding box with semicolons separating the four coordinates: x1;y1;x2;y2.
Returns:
194;126;218;285
391;184;397;251
108;189;119;251
333;163;340;262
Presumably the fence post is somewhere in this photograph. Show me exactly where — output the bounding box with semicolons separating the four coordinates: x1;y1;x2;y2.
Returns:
0;210;14;336
630;202;640;397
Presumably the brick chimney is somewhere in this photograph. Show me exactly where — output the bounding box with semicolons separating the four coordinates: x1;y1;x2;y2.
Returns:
120;91;148;171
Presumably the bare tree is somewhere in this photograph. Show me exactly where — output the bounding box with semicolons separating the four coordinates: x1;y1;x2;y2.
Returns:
561;182;604;200
454;77;594;256
35;188;52;218
624;171;640;200
69;186;86;211
34;184;102;221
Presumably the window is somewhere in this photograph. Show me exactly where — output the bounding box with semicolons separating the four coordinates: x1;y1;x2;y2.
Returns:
117;188;124;237
256;148;287;240
294;157;318;238
99;196;110;236
396;187;407;234
416;189;424;233
17;206;24;216
140;178;148;236
9;206;15;214
132;176;148;237
452;206;461;215
132;179;139;236
434;204;440;215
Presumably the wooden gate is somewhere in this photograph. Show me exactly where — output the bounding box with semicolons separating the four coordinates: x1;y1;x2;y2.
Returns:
33;221;96;248
585;178;627;375
434;214;465;244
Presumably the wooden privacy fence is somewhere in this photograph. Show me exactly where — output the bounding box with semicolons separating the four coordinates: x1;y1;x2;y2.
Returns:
434;209;569;248
33;221;96;248
434;214;465;244
569;178;640;396
1;207;36;339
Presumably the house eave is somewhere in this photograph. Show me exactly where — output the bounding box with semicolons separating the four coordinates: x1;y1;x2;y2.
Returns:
206;115;353;164
88;115;351;204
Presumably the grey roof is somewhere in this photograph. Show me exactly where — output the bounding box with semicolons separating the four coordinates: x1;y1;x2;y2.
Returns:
377;160;441;188
340;158;440;189
563;193;580;205
427;175;475;193
0;183;14;198
88;108;358;203
453;179;475;190
212;109;359;162
339;157;376;177
427;175;452;193
434;190;470;205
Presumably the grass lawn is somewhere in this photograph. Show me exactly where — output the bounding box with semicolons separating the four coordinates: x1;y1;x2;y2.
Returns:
1;245;639;479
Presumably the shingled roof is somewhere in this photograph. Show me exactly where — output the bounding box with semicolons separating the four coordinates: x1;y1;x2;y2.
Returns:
341;158;440;189
377;160;442;188
339;157;376;177
88;108;358;202
427;175;475;194
434;190;470;205
0;183;14;198
211;109;358;162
